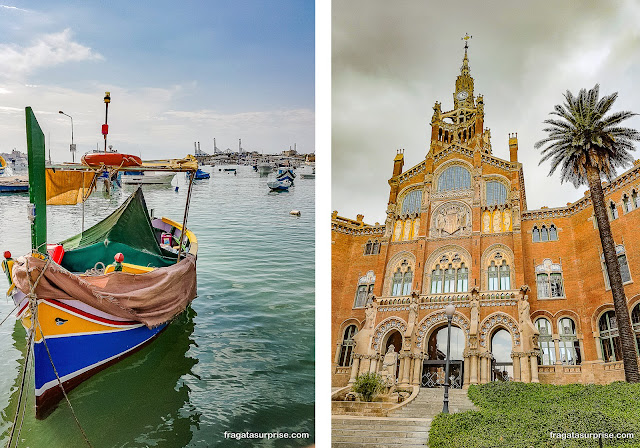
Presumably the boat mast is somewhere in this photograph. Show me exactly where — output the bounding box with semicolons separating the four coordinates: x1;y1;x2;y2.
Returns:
25;107;47;253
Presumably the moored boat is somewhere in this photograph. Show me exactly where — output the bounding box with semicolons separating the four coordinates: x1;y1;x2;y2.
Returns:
194;168;210;179
1;106;200;421
267;178;292;191
299;165;315;179
276;167;296;184
0;155;6;175
121;171;176;185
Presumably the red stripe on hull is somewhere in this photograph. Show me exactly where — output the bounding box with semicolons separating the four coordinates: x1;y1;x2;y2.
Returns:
45;299;140;326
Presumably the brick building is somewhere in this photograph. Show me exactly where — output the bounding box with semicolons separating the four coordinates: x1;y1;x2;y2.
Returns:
331;41;640;390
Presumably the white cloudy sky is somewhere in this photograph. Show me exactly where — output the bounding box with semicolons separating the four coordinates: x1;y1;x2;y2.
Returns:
0;2;314;161
332;0;640;224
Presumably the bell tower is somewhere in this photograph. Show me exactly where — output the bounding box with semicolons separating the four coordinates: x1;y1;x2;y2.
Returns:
429;34;490;155
453;33;475;109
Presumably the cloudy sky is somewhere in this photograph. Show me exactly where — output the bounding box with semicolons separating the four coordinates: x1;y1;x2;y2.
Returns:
332;1;640;224
0;1;314;161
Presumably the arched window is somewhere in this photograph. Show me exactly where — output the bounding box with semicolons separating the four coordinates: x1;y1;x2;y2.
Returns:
633;190;640;209
623;194;631;213
401;190;422;215
486;181;507;206
488;261;499;291
372;241;380;255
364;241;372;255
457;263;469;292
610;201;619;220
535;259;564;298
338;325;358;367
532;226;540;242
558;317;581;365
354;271;376;308
443;264;456;293
437;166;471;191
599;311;622;362
536;274;550;298
431;265;443;294
402;268;413;295
632;304;640;355
602;245;632;288
540;226;549;242
536;318;555;365
499;260;511;290
392;269;403;296
549;225;558;241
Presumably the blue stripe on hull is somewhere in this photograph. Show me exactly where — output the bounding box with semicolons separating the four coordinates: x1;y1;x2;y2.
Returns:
34;324;166;391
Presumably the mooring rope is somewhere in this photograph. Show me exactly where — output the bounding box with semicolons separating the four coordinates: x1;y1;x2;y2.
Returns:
12;344;32;448
5;328;33;448
7;257;93;448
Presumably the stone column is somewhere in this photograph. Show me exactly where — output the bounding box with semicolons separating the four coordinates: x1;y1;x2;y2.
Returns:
593;332;603;361
520;355;530;382
480;354;489;383
530;354;540;383
412;354;422;386
401;355;411;386
348;356;360;384
470;354;479;384
369;355;379;373
360;357;371;375
553;336;561;365
463;356;471;388
512;354;521;381
397;356;405;385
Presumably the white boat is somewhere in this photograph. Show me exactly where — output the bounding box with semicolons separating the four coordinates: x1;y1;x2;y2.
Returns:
299;165;315;179
258;162;273;175
121;171;176;185
267;179;292;191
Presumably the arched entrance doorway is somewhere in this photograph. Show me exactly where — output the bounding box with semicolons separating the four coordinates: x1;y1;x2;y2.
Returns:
383;330;402;380
422;325;465;388
491;329;513;381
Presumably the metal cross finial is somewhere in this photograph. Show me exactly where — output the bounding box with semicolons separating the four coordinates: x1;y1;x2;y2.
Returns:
462;33;472;50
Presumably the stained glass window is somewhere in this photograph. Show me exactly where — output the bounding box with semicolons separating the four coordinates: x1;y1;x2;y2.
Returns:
401;190;422;214
536;318;555;365
437;166;471;191
338;325;358;367
486;181;507;206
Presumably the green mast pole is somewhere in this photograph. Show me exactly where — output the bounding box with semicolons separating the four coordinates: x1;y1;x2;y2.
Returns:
25;107;47;253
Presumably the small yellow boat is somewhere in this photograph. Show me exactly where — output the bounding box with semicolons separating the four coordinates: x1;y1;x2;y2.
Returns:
0;155;6;175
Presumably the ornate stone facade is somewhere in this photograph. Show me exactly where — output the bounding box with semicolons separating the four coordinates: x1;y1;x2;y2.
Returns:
332;41;640;389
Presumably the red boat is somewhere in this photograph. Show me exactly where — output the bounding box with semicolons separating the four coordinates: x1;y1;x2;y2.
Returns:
81;152;142;167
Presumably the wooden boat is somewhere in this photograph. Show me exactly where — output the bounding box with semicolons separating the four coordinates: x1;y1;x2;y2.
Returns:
0;176;29;193
121;171;176;185
299;165;315;179
0;155;6;175
194;168;210;179
1;107;199;420
276;167;296;184
81;152;142;167
267;178;292;191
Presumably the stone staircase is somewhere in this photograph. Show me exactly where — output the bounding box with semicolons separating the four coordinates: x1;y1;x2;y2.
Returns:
331;388;476;447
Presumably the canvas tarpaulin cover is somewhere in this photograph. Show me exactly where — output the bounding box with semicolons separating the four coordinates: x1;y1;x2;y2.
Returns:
58;188;177;272
46;169;98;205
12;254;197;328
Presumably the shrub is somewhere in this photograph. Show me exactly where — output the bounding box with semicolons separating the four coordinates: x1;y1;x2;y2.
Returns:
351;372;385;402
430;382;640;447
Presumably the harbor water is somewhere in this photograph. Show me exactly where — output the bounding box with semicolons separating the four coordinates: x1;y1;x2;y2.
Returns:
0;165;315;447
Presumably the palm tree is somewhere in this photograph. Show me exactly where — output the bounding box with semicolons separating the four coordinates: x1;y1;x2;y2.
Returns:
535;84;640;382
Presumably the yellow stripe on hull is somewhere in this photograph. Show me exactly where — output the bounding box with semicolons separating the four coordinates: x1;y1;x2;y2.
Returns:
21;301;140;342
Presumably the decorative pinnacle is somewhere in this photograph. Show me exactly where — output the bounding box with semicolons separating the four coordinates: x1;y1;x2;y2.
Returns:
460;33;472;74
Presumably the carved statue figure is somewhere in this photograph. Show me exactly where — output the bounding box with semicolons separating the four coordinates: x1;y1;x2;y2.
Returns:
503;210;512;231
382;344;398;385
517;286;539;351
492;210;502;233
483;212;491;233
365;301;376;329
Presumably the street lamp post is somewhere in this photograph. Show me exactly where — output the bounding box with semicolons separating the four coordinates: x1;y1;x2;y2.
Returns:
442;302;456;414
58;111;75;162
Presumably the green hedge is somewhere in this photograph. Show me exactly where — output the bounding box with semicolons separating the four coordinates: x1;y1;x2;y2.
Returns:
429;382;640;447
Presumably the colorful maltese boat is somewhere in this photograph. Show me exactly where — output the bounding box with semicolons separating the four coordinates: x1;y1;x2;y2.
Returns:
1;106;199;419
0;155;6;175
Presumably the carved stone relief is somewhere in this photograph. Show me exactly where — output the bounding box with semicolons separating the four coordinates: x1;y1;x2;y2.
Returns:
430;202;471;238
